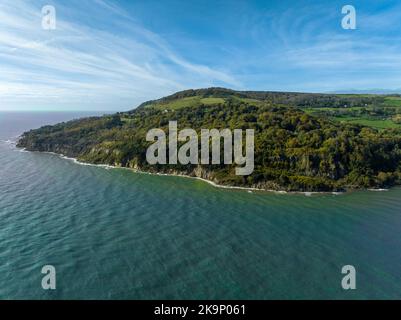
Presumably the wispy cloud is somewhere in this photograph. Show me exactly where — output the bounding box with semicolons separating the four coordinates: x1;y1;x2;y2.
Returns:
0;0;240;110
230;1;401;92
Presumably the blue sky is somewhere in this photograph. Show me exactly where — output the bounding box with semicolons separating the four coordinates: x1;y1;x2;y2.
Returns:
1;0;401;111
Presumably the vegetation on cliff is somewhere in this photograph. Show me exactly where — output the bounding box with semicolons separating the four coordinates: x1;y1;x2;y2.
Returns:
17;88;401;191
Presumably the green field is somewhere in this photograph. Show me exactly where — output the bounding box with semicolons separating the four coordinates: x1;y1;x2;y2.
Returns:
303;107;365;114
332;116;401;129
143;95;263;111
144;96;226;110
383;96;401;107
139;90;401;130
302;96;401;129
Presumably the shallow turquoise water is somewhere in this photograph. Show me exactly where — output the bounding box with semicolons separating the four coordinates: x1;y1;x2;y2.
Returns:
0;112;401;299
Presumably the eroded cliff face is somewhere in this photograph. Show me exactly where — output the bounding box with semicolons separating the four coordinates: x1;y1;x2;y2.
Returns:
17;134;342;192
16;134;342;192
17;138;80;158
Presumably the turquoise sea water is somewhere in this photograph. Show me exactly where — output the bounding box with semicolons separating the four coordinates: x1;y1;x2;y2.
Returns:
0;111;401;299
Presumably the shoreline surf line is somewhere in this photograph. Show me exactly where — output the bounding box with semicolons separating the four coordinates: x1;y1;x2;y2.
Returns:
18;148;348;196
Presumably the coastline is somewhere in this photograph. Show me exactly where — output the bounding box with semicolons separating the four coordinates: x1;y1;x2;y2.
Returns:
10;142;393;195
16;146;350;196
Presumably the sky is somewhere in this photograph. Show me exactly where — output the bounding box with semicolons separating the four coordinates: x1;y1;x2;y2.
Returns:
1;0;401;111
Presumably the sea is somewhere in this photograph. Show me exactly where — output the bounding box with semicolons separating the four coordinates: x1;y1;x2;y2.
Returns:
0;111;400;299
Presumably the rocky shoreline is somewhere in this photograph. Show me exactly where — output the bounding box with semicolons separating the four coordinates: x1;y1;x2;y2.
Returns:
16;144;357;195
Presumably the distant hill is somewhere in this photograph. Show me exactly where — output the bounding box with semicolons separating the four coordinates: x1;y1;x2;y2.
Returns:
136;87;384;111
330;89;401;95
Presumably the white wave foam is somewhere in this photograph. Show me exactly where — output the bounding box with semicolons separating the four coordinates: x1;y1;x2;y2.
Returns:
1;139;16;145
17;149;350;195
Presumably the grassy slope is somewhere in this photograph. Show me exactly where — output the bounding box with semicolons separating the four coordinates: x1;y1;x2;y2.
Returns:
142;90;401;131
333;117;400;129
142;95;263;110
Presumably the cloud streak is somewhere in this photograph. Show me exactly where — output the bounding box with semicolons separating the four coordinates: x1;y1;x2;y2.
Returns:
0;0;240;111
